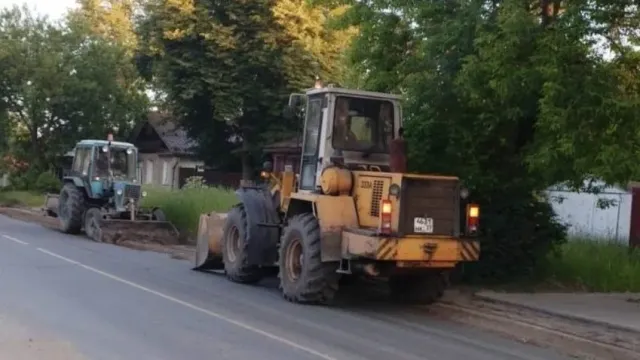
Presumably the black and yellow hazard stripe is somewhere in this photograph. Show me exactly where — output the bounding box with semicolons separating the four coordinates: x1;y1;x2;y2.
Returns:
376;238;398;260
460;241;480;261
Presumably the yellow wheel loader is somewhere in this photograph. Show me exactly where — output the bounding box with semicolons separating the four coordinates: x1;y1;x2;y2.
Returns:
194;84;481;305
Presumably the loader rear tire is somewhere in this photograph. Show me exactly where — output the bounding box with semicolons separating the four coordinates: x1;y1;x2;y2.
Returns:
58;183;84;234
221;205;263;284
278;213;339;305
388;271;448;305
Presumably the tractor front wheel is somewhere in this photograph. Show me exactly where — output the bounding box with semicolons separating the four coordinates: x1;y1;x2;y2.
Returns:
152;208;166;221
221;205;263;284
84;207;103;242
58;183;84;234
278;213;339;304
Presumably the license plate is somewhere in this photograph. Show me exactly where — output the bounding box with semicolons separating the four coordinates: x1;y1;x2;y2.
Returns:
413;217;434;233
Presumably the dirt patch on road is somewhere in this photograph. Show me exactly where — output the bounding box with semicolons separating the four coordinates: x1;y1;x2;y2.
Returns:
0;206;196;262
0;207;60;229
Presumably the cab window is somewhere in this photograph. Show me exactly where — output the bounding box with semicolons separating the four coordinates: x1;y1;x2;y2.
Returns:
332;96;394;153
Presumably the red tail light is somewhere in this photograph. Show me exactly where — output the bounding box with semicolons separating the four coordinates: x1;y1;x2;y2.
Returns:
379;199;392;234
466;204;479;235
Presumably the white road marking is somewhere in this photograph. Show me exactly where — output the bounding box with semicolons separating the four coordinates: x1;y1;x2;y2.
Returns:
35;247;337;360
2;234;29;245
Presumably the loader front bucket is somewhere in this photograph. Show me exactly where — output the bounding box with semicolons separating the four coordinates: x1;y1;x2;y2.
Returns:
193;212;226;271
42;194;59;217
94;218;179;245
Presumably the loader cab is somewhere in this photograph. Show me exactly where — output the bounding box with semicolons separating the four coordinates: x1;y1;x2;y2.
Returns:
292;87;403;192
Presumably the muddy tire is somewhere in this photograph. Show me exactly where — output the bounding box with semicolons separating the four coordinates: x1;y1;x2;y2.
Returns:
84;207;103;242
221;205;263;284
278;213;339;304
388;271;448;305
58;183;85;234
152;208;166;221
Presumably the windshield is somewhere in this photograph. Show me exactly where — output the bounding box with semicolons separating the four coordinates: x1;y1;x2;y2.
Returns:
332;96;394;153
94;147;136;180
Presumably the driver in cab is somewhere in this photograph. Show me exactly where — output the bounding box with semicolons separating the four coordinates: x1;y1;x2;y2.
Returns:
95;149;110;178
333;98;359;148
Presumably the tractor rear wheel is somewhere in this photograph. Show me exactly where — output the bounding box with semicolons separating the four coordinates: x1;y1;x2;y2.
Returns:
58;183;84;234
278;213;339;304
388;271;448;305
221;204;263;284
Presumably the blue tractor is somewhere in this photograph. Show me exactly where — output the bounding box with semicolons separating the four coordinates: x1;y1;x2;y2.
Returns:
44;137;178;243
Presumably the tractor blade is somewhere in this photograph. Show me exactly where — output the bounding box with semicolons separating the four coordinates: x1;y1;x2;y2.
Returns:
96;218;179;245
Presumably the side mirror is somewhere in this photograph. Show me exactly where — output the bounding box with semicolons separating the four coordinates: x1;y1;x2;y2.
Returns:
288;94;304;107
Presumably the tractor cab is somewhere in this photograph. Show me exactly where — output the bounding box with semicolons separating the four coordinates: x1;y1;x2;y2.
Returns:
70;138;141;210
288;85;403;192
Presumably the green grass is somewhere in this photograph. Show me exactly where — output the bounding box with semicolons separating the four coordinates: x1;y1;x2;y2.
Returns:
542;236;640;292
0;191;45;208
141;185;238;236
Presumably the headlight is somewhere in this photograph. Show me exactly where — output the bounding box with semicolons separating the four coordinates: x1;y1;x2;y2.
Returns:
389;183;401;197
116;189;123;195
142;191;147;198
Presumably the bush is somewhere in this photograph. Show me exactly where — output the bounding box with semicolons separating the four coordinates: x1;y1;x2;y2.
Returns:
8;168;40;191
142;182;238;236
35;171;61;193
541;237;640;292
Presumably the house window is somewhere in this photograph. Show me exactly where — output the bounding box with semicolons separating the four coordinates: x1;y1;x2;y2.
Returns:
145;160;153;184
162;161;170;185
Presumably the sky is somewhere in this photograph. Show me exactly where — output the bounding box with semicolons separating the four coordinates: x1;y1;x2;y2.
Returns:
0;0;78;20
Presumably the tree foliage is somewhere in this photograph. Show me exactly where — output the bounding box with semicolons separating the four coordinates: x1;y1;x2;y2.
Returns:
324;0;640;281
68;0;141;56
0;5;148;168
136;0;354;175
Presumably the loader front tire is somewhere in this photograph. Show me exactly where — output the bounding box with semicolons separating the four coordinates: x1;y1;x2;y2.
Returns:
221;205;263;284
58;183;84;234
388;271;448;305
278;213;339;305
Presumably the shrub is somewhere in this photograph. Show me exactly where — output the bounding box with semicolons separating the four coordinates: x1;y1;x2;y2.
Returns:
35;171;61;193
541;237;640;292
9;168;40;191
142;182;238;237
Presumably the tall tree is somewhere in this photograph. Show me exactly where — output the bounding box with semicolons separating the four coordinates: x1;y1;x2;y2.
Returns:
273;0;357;86
324;0;640;280
0;5;148;168
68;0;141;56
137;0;339;177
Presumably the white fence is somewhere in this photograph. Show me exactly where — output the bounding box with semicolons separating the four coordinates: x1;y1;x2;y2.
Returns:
547;187;631;243
0;173;9;188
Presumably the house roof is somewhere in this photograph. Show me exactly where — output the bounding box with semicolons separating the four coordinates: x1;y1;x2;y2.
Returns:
263;137;302;154
129;112;197;154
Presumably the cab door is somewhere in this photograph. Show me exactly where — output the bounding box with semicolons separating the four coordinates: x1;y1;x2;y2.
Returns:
298;94;324;191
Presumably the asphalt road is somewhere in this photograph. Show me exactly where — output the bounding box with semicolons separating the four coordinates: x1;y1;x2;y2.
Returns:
0;214;570;360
